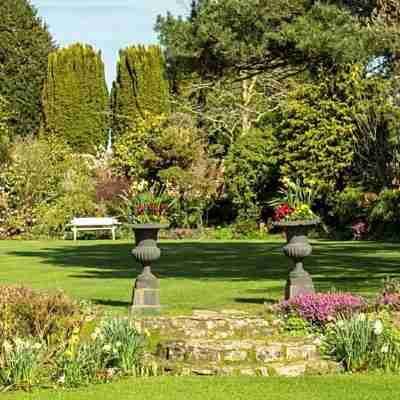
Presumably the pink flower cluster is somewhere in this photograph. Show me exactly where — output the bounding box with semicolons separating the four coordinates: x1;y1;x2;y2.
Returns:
351;221;369;240
279;293;365;326
377;293;400;311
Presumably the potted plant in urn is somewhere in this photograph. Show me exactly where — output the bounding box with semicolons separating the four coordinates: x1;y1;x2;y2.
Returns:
270;179;320;300
120;182;174;313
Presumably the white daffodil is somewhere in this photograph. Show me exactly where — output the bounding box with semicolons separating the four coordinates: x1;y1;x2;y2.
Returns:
336;320;345;328
373;320;384;335
2;340;12;352
103;344;112;352
381;344;389;353
357;313;366;322
115;341;122;348
33;342;42;350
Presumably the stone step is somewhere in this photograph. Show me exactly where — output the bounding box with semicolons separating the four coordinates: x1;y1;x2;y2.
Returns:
159;359;340;377
133;309;279;340
156;338;319;364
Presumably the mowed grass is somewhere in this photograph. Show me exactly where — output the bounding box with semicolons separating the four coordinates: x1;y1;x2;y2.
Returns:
4;375;400;400
0;238;399;314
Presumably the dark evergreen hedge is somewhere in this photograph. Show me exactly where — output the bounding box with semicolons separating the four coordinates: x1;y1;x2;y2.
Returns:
111;45;169;138
41;43;109;153
0;0;55;137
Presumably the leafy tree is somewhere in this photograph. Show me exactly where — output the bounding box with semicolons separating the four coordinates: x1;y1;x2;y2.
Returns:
0;0;55;137
111;45;169;138
348;67;400;191
224;128;279;216
41;43;109;153
156;0;375;82
270;69;356;193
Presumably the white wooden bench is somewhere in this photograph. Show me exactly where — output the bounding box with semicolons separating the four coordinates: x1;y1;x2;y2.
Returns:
70;217;119;241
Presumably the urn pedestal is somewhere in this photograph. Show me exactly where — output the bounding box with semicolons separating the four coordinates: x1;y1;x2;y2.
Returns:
274;220;319;300
130;224;168;314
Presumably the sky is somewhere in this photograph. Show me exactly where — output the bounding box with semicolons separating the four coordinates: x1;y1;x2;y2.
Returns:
31;0;188;88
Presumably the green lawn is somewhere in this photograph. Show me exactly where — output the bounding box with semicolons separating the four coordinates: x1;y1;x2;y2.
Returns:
2;239;400;399
3;375;400;400
0;238;399;314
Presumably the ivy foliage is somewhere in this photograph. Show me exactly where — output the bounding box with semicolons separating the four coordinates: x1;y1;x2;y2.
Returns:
0;0;55;137
41;43;109;153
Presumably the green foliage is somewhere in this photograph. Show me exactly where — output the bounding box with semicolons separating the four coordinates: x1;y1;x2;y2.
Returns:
349;71;400;191
41;43;109;153
382;276;400;295
0;137;97;237
56;318;144;387
112;114;163;178
323;313;400;372
0;0;55;137
95;318;144;374
111;45;169;138
271;178;315;209
368;189;400;236
330;187;369;226
0;285;90;345
0;96;10;163
224;128;279;216
271;71;356;193
284;315;311;336
113;113;222;229
156;0;378;82
0;338;45;388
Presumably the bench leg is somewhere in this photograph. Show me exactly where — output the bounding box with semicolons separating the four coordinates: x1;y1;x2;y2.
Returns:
73;228;77;241
112;227;116;241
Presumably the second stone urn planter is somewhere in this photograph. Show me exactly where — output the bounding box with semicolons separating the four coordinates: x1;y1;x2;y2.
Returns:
130;223;168;314
274;219;320;300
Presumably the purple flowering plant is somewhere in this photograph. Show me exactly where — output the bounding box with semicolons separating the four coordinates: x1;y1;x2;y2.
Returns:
279;293;366;327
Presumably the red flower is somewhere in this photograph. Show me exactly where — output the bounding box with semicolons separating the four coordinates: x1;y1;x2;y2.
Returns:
273;204;294;221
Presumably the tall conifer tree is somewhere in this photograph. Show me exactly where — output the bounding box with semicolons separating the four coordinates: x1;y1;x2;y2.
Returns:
111;45;169;138
41;43;109;153
0;0;55;137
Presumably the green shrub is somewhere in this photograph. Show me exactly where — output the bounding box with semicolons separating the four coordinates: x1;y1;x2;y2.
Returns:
0;286;91;346
330;187;368;226
369;189;400;237
323;313;400;372
0;137;98;237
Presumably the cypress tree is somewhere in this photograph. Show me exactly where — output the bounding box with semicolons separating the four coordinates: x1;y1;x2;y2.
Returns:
111;45;169;138
0;0;55;137
41;43;109;153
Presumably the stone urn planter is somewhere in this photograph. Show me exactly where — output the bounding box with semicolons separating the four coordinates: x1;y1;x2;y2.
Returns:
273;219;320;300
130;223;169;313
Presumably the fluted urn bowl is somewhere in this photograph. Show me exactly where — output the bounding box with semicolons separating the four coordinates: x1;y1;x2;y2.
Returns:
129;223;169;313
131;223;169;265
273;219;320;299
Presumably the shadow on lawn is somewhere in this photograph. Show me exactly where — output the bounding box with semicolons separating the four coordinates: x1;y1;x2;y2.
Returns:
7;241;400;296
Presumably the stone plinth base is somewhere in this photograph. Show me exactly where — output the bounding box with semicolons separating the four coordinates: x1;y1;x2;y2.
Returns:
285;270;315;300
132;266;160;314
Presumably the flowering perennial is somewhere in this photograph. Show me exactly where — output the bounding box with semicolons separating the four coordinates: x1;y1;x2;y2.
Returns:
279;293;365;326
377;293;400;310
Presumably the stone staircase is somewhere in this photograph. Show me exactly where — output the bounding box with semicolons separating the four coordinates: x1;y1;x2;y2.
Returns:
133;310;340;377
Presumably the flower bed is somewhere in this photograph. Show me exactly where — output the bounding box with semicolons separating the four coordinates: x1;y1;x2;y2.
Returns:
279;293;366;326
